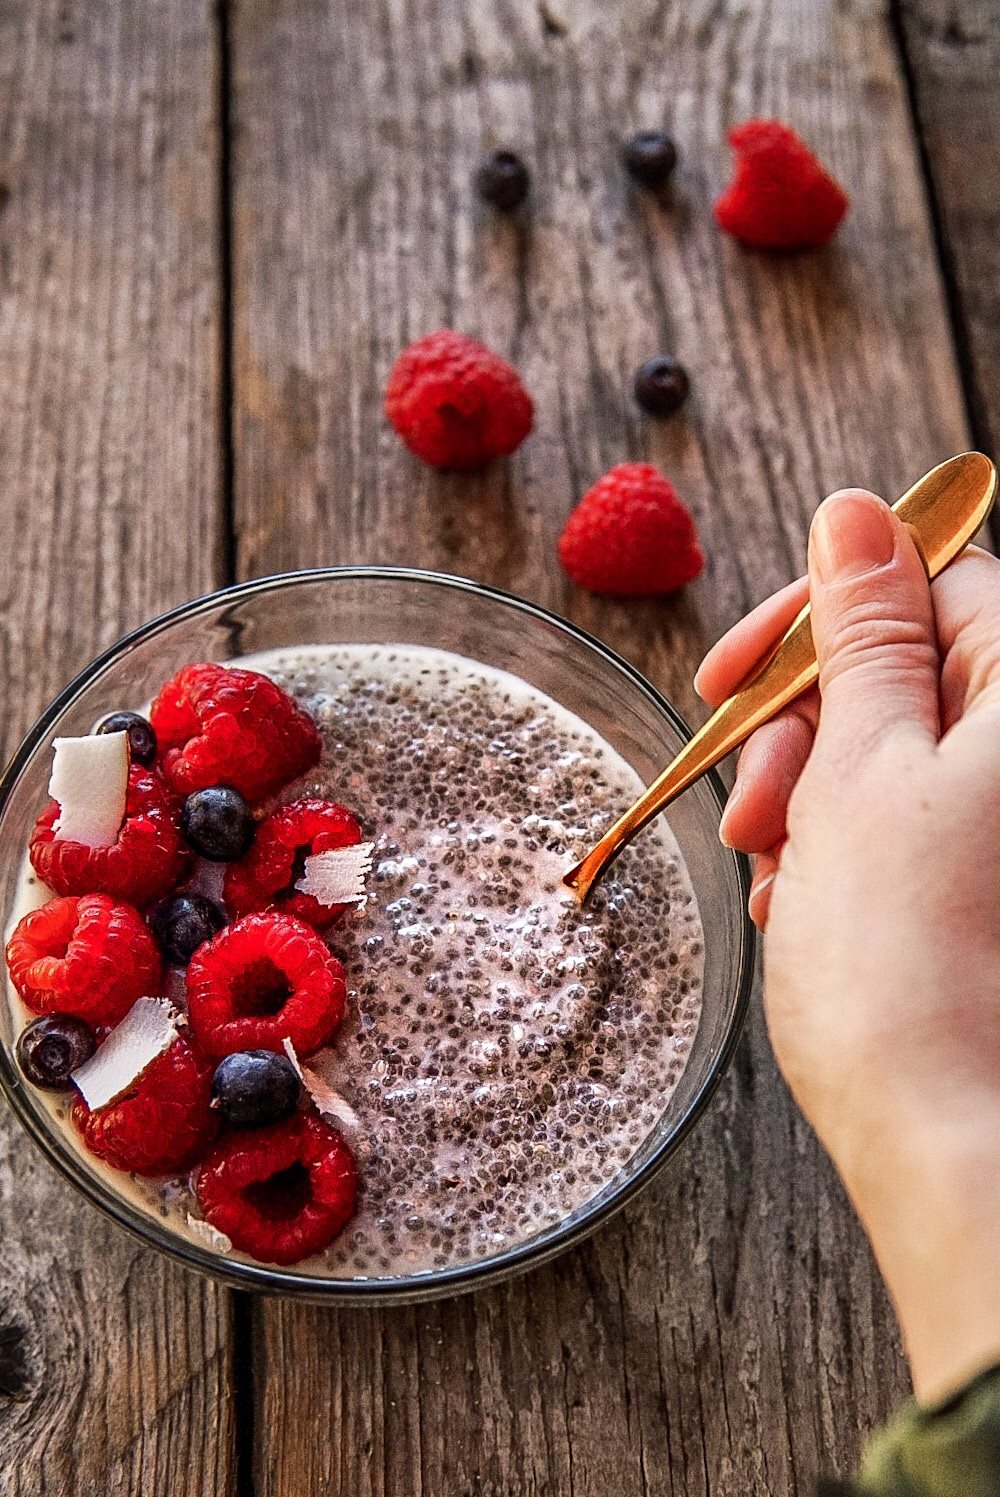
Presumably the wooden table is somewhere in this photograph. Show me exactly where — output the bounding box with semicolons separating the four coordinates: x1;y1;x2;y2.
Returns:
1;2;996;1492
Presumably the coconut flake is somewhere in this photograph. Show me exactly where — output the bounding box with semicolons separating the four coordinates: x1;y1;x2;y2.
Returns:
282;1037;357;1130
300;1056;360;1133
49;731;129;848
71;997;179;1110
186;1214;233;1253
295;842;375;908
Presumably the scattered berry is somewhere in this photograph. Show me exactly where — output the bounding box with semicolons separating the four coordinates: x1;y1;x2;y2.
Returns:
211;1050;302;1129
558;462;704;597
224;799;363;927
181;786;255;862
622;130;678;189
95;711;157;767
714;119;848;251
186;912;346;1061
384;329;534;470
474;150;531;211
30;764;190;908
196;1113;357;1265
149;893;226;967
150;663;321;804
72;1032;218;1176
6;894;162;1026
633;355;690;417
16;1014;96;1090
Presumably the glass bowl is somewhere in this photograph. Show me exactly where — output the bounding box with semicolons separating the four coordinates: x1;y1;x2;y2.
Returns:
0;568;753;1303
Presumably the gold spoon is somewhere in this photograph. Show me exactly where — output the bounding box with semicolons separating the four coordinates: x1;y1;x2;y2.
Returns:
563;451;998;904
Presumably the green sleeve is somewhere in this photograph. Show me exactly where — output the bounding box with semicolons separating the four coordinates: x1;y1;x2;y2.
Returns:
819;1363;1000;1496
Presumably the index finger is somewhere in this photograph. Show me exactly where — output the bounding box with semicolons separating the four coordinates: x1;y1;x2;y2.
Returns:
932;546;1000;730
695;576;810;708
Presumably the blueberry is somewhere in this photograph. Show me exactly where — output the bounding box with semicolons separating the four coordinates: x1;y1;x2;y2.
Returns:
180;786;255;861
474;150;531;211
633;355;690;417
16;1015;96;1090
149;893;226;966
95;710;157;766
212;1050;302;1128
622;130;678;190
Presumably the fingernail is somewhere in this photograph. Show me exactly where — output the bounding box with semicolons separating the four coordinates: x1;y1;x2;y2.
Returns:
811;493;896;584
719;778;744;847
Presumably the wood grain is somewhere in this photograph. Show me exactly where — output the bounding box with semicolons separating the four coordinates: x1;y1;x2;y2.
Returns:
229;2;973;1491
227;0;975;1491
0;2;234;1493
896;0;1000;459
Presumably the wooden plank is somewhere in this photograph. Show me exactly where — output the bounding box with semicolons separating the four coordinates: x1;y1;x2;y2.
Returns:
229;0;970;1490
0;3;234;1494
896;0;1000;458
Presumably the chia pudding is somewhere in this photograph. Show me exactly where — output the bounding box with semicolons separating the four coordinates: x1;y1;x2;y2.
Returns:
6;644;704;1277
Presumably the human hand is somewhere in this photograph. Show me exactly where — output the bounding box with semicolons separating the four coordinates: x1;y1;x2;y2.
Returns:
696;490;1000;1403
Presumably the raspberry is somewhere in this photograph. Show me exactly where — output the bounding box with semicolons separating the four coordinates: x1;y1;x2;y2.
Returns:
196;1114;357;1265
714;119;848;251
30;765;190;908
5;894;162;1027
224;799;363;927
558;463;704;596
150;664;321;804
384;330;534;470
72;1032;218;1176
186;912;346;1061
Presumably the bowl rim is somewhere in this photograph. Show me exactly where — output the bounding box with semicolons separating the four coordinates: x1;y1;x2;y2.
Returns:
0;565;754;1304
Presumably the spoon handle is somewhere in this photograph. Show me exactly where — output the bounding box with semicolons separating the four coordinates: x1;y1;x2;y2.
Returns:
593;603;818;847
564;451;997;902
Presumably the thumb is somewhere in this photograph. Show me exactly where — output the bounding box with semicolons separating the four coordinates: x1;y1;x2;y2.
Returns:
807;489;939;768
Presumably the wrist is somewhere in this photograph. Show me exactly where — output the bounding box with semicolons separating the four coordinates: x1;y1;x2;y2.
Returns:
842;1112;1000;1403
